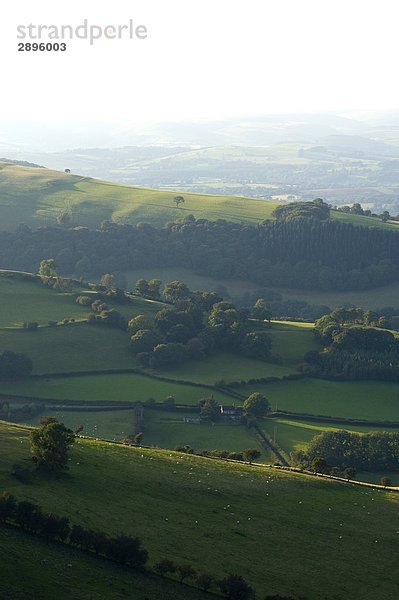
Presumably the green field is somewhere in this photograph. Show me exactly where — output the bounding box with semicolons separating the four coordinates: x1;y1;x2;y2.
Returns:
1;421;399;599
0;323;133;373
0;373;233;405
26;408;135;440
156;351;296;384
0;525;209;600
0;272;90;327
242;378;399;421
277;280;399;311
143;409;268;458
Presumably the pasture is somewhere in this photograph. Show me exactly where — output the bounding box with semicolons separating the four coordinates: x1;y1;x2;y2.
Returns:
0;372;234;405
241;378;399;421
0;323;133;373
143;409;267;458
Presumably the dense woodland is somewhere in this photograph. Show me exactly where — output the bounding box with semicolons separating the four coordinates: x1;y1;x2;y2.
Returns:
1;214;399;291
296;429;399;472
303;308;399;381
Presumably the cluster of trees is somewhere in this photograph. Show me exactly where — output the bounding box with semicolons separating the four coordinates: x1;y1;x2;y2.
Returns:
314;307;388;343
77;295;127;329
0;492;148;568
294;430;399;472
336;202;393;223
129;282;273;368
237;288;331;321
304;308;399;380
3;213;399;292
38;259;75;292
0;351;32;380
273;198;330;222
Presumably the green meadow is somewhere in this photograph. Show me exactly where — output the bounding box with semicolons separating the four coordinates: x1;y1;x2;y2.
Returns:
241;378;399;421
0;323;133;373
1;373;233;405
142;409;267;457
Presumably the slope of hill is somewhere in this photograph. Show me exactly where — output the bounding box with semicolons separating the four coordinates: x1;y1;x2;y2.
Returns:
0;161;278;231
0;161;398;231
0;525;208;600
1;421;399;600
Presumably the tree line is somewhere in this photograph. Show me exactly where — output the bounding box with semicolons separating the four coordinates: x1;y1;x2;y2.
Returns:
0;491;148;568
3;213;399;291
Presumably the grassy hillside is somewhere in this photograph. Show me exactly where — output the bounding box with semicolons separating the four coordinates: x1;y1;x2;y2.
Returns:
1;421;399;600
1;161;398;231
0;526;209;600
0;162;278;230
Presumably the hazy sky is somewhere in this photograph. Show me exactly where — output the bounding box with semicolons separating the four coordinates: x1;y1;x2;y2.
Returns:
2;0;399;124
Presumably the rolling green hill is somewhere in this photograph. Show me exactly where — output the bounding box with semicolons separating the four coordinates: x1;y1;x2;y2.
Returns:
1;422;399;599
1;161;398;231
0;161;277;230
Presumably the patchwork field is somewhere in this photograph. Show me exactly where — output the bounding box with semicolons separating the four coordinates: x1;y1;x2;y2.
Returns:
1;422;399;600
0;323;133;373
241;378;399;421
0;373;232;405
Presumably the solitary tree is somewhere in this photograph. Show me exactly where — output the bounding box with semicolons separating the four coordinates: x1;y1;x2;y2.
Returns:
38;259;58;279
174;195;185;208
29;418;75;471
243;448;261;465
243;393;270;417
100;273;115;289
253;298;272;326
